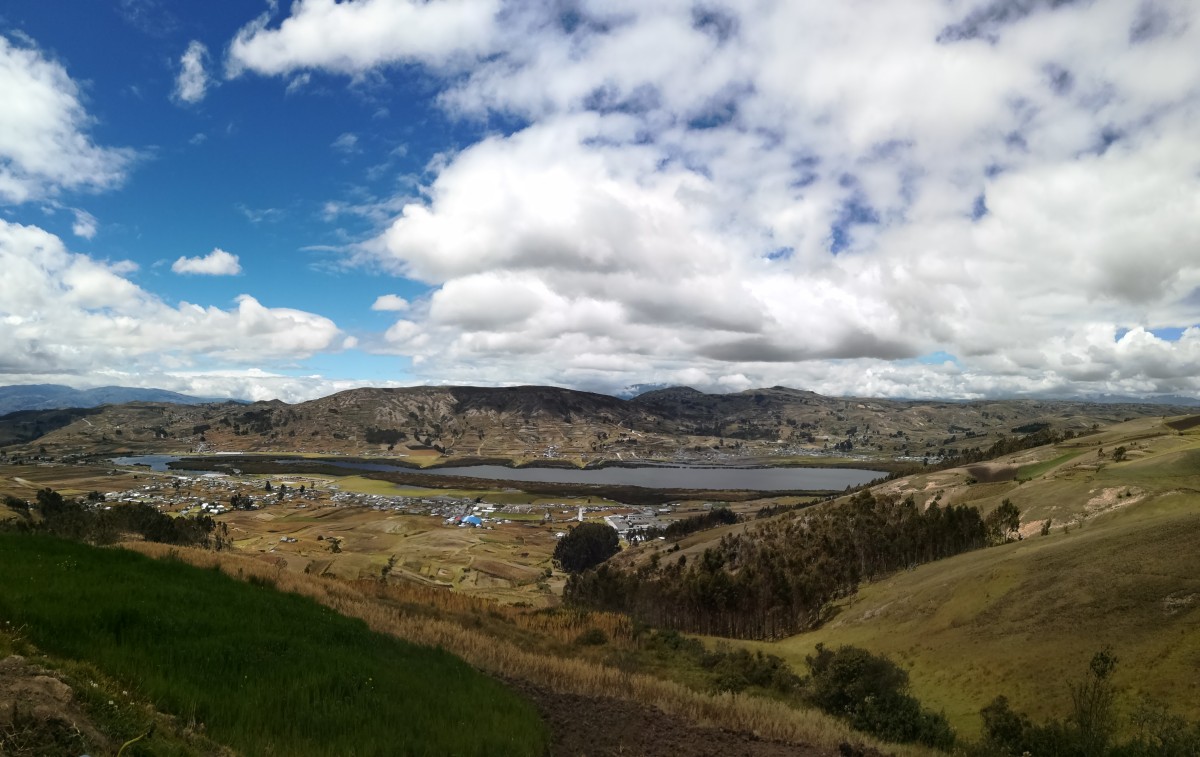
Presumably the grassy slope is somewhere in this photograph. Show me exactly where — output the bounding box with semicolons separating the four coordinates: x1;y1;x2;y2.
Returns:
736;416;1200;737
0;534;547;756
0;626;232;756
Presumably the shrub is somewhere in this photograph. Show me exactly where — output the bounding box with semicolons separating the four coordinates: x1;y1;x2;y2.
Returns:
977;650;1200;757
700;644;802;695
574;628;609;646
804;644;955;750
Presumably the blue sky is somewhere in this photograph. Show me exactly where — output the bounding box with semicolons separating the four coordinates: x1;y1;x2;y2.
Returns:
1;0;1199;401
5;2;462;365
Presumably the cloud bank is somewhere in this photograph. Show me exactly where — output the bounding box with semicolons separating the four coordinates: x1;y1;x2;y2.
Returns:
10;1;1197;403
230;0;1200;397
0;221;342;384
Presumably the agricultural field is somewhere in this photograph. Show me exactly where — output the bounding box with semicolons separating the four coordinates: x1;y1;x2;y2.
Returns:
0;458;654;606
221;503;568;605
0;461;149;499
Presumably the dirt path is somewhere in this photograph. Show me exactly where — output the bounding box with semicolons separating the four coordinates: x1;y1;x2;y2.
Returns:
509;679;873;757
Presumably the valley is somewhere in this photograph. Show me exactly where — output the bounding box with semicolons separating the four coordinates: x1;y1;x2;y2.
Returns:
2;387;1199;755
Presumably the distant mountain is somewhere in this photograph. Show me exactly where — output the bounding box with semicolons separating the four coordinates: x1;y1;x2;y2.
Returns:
1074;393;1200;407
10;383;1197;461
613;382;677;399
0;384;239;416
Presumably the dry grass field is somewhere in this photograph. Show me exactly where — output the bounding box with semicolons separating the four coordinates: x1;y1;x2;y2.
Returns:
221;504;568;605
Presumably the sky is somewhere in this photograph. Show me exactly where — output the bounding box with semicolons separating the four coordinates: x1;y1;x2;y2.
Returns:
1;0;1199;403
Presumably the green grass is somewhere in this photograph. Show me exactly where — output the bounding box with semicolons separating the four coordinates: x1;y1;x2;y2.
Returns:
1015;449;1084;480
496;512;547;522
0;534;548;756
744;494;1200;737
0;626;231;756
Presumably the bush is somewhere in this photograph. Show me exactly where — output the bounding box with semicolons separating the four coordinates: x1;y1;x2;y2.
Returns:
979;695;1073;755
804;644;955;750
1118;698;1200;756
574;628;609;646
977;650;1200;757
700;644;802;695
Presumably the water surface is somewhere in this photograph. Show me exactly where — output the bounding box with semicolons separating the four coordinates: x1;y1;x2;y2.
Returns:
278;459;882;491
111;455;882;491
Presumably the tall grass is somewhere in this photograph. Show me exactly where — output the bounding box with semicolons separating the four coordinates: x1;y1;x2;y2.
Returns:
0;534;547;756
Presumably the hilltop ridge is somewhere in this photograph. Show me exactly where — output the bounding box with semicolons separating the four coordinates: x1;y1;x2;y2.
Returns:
0;383;1189;464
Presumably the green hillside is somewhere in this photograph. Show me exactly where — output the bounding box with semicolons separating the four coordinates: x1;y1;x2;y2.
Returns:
0;534;547;756
736;416;1200;736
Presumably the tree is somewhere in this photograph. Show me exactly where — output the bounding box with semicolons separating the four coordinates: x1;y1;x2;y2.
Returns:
1112;446;1128;462
985;499;1022;544
553;522;620;574
1072;648;1119;756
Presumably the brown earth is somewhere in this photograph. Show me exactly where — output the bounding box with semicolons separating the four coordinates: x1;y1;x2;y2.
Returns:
0;655;107;755
1165;414;1200;432
510;679;868;757
963;463;1017;483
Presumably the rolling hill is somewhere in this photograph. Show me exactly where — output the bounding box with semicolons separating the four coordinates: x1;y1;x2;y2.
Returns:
1;384;1190;465
610;413;1200;737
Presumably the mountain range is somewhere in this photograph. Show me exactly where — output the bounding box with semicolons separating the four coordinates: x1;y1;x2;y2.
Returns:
4;383;1194;464
0;384;238;416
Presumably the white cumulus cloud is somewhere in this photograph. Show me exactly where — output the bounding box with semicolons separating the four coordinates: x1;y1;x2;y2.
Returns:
173;40;210;104
0;34;135;203
226;0;501;76
0;221;344;381
172;248;242;275
371;294;409;311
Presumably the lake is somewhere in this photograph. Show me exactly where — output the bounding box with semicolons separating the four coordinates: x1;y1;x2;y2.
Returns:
277;459;882;491
110;455;183;472
111;455;882;491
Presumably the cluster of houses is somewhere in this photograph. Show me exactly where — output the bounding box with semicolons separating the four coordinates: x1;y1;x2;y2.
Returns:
99;471;495;520
96;466;669;540
604;509;668;541
101;475;249;516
